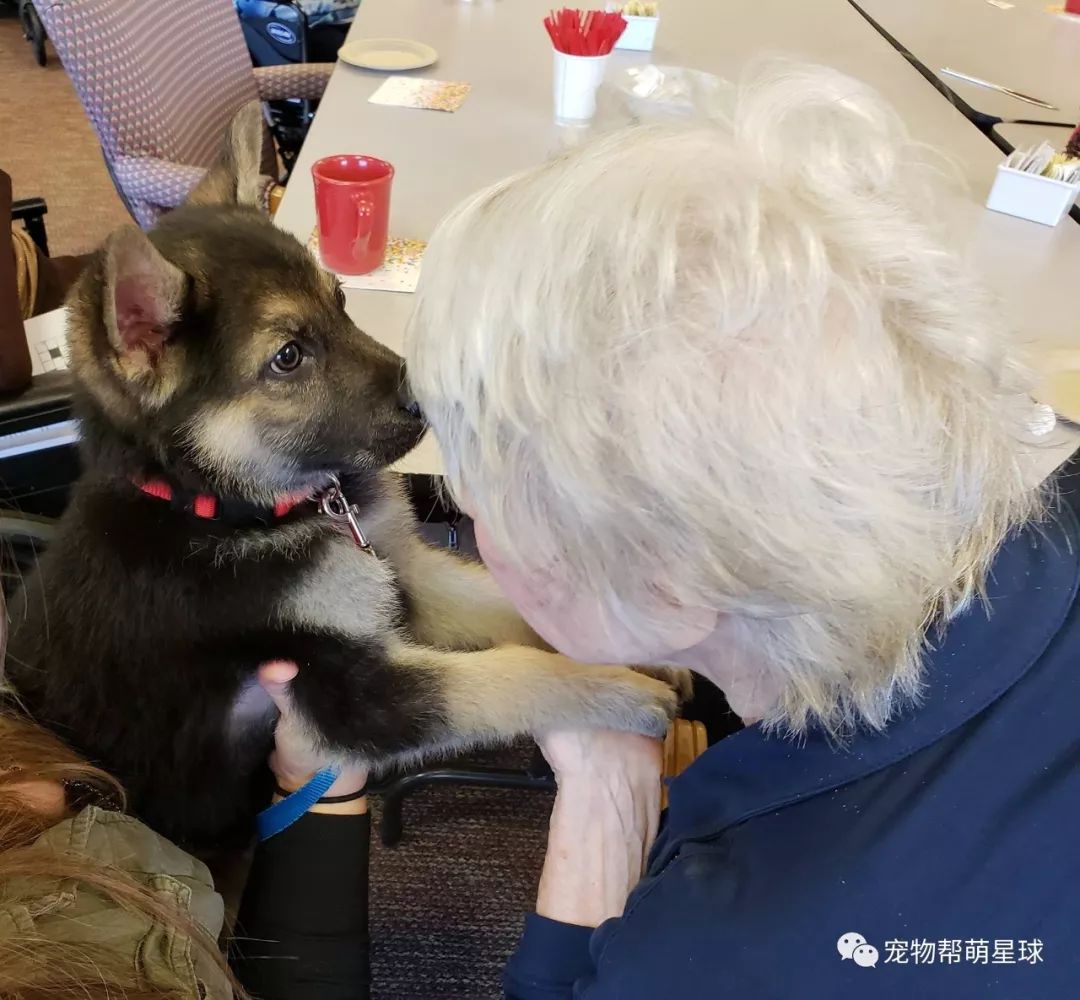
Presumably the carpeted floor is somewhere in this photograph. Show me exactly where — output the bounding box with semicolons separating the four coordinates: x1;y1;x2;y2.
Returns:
369;526;554;1000
368;745;553;1000
0;11;130;256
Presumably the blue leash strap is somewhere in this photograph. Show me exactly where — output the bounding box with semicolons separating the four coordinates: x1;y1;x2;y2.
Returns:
256;766;340;841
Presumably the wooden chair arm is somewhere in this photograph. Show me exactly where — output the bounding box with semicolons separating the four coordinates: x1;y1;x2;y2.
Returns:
267;183;286;217
661;718;708;809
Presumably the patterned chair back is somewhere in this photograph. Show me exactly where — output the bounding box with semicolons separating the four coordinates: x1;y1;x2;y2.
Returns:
35;0;276;226
34;0;268;225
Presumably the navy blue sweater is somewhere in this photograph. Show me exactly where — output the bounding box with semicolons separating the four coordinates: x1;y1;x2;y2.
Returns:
505;458;1080;1000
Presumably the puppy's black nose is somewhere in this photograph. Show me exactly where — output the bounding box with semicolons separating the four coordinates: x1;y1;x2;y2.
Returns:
397;364;424;420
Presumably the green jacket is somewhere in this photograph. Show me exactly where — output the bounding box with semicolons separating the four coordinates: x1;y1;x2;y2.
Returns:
0;805;232;998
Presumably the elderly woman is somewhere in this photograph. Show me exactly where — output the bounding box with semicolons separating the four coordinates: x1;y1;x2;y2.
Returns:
400;65;1080;997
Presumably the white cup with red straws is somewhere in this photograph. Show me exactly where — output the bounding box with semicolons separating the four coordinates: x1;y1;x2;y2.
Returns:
545;8;627;125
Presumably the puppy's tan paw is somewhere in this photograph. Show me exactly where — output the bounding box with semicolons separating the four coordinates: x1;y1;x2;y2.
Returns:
632;666;694;704
583;667;679;739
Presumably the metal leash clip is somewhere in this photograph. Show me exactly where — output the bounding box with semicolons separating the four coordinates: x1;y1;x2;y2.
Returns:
317;475;375;555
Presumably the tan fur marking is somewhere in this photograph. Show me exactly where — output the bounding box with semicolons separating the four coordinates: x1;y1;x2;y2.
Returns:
276;533;405;638
257;292;318;324
183;401;301;499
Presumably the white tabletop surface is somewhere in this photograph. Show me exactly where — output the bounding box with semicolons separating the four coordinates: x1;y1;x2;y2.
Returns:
277;0;1080;477
854;0;1080;145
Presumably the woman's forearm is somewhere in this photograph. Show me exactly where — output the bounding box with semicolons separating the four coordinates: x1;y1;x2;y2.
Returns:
536;764;660;928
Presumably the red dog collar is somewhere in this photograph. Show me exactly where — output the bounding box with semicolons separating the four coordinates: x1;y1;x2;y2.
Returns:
133;476;309;524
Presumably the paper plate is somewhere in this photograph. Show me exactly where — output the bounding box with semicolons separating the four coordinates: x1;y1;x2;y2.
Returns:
339;37;437;72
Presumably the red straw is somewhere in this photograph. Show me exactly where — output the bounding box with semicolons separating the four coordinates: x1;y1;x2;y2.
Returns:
544;8;627;56
543;16;559;48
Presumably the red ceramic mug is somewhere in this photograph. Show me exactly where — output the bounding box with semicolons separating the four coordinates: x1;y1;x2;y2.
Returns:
312;154;394;275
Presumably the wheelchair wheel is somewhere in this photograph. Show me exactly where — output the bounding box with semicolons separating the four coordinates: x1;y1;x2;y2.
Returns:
19;0;47;67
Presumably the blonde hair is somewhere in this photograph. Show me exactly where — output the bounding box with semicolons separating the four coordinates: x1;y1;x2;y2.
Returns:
407;61;1042;735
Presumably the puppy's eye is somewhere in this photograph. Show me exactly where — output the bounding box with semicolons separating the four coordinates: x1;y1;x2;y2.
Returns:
269;341;305;376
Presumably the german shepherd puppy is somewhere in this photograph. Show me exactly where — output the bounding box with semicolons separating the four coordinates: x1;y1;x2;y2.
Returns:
5;105;676;851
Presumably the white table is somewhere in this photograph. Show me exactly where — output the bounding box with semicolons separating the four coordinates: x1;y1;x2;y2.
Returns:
277;0;1080;478
853;0;1080;149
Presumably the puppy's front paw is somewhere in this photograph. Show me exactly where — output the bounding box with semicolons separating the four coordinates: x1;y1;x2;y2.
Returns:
584;667;679;739
631;666;694;704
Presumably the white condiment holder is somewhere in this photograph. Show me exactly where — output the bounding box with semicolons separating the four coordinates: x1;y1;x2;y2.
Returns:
616;14;659;50
985;163;1080;227
604;5;659;50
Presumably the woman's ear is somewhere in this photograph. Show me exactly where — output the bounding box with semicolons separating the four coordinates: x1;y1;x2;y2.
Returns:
643;599;719;659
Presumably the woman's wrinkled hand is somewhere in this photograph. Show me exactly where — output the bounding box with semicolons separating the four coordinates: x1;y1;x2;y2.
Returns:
533;728;664;927
538;728;663;788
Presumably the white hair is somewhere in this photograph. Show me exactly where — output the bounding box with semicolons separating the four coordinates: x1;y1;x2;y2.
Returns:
406;62;1043;736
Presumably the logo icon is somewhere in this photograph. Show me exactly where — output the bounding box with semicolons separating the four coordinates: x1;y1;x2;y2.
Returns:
267;22;298;45
853;944;879;968
837;933;867;960
838;933;877;969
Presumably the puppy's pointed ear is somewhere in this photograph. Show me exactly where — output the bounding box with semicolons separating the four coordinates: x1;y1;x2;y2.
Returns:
186;101;267;209
103;226;186;369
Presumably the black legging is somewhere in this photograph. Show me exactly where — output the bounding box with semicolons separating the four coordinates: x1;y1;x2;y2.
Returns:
230;811;371;1000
